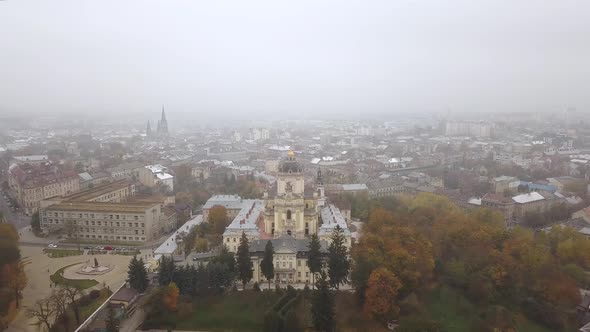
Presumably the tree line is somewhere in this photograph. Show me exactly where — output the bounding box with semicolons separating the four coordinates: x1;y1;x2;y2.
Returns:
351;193;590;330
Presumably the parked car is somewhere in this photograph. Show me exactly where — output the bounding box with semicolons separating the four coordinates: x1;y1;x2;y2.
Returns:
83;246;92;250
103;246;113;250
47;243;58;248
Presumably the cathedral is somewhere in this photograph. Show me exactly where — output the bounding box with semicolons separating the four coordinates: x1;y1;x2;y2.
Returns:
146;105;169;138
208;151;351;285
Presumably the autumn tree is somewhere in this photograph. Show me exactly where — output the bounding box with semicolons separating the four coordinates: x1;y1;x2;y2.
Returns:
236;232;253;289
307;233;322;289
209;205;229;235
363;267;402;323
162;282;180;312
327;225;350;289
260;240;275;289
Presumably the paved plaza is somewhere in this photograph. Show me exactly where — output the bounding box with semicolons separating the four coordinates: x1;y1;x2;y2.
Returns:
7;240;152;332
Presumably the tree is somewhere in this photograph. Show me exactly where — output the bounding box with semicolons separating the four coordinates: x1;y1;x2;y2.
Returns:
61;285;84;325
7;259;28;308
311;271;335;332
105;306;119;332
127;256;149;292
162;282;180;312
31;211;40;233
209;205;229;235
327;225;350;289
27;298;54;332
307;233;322;290
363;267;402;323
210;245;235;276
236;232;253;289
51;288;70;332
158;255;176;286
260;240;275;289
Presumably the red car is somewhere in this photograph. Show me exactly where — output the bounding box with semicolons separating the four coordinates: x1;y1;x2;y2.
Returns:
103;246;113;250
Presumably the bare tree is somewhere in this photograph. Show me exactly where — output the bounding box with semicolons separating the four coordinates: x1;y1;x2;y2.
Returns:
27;299;54;332
61;285;84;325
51;289;71;332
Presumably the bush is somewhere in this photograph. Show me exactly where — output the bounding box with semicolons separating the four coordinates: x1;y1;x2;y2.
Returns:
253;282;261;291
78;295;92;306
286;285;297;298
89;290;101;299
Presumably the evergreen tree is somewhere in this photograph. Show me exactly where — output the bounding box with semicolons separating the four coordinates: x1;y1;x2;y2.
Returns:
158;255;176;286
127;256;149;292
260;240;275;289
210;245;236;276
327;225;350;289
312;271;335;332
236;232;253;289
207;262;231;294
307;233;322;289
105;306;119;332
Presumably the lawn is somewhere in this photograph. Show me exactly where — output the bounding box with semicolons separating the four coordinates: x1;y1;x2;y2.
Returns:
43;248;83;258
50;263;99;290
422;285;571;332
175;291;280;331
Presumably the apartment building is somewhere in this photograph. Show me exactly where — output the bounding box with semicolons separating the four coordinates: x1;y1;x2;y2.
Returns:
139;164;174;192
8;163;80;215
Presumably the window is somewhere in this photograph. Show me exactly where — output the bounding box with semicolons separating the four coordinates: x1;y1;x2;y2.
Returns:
286;210;292;220
298;272;301;278
297;260;301;267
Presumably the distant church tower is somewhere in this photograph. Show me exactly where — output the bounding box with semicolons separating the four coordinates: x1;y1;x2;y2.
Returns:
157;105;169;137
146;120;152;137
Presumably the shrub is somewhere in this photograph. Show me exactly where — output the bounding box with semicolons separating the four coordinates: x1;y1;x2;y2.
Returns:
89;290;101;299
253;282;261;291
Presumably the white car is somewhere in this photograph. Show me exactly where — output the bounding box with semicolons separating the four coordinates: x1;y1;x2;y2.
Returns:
47;243;58;248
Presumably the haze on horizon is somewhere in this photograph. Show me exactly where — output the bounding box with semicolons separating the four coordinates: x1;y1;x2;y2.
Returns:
0;0;589;119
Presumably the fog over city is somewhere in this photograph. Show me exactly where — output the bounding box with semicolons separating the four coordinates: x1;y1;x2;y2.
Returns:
1;0;589;121
3;3;590;332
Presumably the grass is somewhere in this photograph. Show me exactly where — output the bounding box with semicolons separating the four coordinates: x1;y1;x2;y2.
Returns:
61;238;140;246
50;262;99;290
333;292;389;332
178;291;279;331
43;248;83;258
145;291;280;331
422;284;573;332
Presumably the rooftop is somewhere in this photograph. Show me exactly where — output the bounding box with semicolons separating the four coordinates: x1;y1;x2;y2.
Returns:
203;195;244;210
63;180;131;202
512;192;544;204
319;204;351;237
45;201;158;213
223;199;264;236
154;215;203;255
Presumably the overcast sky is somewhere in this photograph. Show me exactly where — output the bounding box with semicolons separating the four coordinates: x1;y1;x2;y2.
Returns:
1;0;589;119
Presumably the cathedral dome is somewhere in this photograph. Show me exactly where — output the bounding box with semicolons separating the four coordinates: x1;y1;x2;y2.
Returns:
280;151;303;173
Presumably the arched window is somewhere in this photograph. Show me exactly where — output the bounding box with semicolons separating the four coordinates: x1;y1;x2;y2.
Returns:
286;210;292;220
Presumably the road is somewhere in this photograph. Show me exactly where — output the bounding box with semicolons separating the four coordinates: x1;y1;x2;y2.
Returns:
0;185;30;230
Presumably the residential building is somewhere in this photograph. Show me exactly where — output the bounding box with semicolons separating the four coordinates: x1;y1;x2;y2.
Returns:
8;163;80;215
139;164;174;192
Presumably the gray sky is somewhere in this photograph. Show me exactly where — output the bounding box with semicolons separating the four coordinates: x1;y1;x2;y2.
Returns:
1;0;589;118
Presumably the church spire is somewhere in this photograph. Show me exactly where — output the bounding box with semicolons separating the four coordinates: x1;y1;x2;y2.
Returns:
161;105;167;122
146;120;152;137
